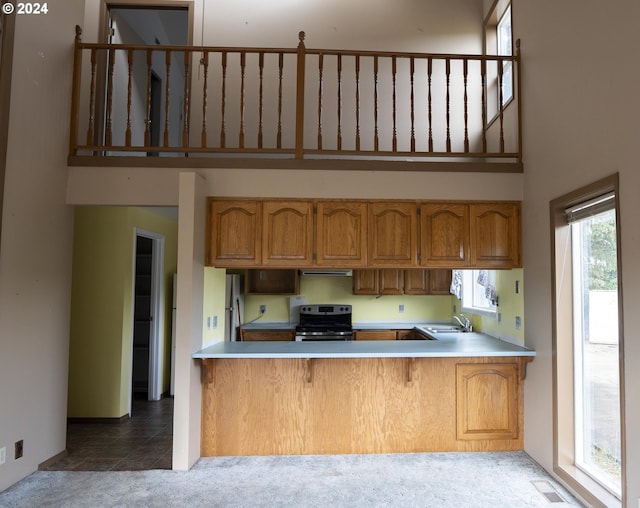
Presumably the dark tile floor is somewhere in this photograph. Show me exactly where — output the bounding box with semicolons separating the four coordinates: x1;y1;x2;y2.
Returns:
42;397;173;471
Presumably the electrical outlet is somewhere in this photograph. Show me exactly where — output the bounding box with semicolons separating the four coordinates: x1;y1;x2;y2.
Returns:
207;316;211;330
260;305;266;314
213;315;218;328
497;312;502;323
515;316;521;330
399;304;405;313
15;440;23;460
0;446;6;465
453;304;457;314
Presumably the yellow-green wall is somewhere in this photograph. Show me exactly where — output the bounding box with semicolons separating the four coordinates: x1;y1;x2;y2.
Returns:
202;268;227;343
245;275;454;324
68;207;178;418
203;269;524;343
454;268;525;344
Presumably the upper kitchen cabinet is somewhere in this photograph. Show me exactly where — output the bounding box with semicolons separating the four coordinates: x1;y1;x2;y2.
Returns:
420;203;469;267
352;269;379;295
206;199;261;266
403;269;430;295
429;269;453;295
368;202;418;267
316;201;367;267
262;201;314;266
469;203;522;268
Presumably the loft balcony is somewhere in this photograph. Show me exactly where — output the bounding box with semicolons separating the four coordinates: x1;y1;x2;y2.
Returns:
68;27;522;172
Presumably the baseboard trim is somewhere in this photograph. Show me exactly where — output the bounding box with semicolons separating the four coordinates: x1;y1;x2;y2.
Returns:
38;449;68;470
67;414;130;424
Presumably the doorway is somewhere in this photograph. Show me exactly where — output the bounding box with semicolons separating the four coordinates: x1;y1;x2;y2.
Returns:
104;4;190;154
132;229;165;405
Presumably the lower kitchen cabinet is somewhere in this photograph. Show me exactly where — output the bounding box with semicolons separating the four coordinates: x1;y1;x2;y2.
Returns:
354;330;397;340
200;356;530;456
241;330;294;341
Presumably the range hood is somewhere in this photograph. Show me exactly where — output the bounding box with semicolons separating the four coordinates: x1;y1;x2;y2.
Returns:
300;269;353;277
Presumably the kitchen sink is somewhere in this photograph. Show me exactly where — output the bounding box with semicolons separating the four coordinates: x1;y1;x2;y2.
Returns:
423;325;466;333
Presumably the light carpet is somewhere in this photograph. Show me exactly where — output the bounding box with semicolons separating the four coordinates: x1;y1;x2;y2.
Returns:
0;451;583;507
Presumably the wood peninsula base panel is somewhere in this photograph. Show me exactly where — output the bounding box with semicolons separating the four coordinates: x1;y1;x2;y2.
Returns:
200;356;530;456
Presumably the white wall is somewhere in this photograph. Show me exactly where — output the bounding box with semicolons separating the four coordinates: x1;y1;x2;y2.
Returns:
515;0;640;503
0;1;83;491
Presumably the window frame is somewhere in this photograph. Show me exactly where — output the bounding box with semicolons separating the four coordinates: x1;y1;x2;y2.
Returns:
483;0;514;125
550;173;626;507
461;269;498;317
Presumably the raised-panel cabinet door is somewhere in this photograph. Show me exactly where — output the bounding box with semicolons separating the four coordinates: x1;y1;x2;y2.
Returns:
352;269;379;295
420;203;469;267
456;363;520;440
316;201;367;266
262;201;314;266
379;269;404;295
368;202;418;267
403;269;430;295
470;203;522;268
207;199;261;266
429;269;452;295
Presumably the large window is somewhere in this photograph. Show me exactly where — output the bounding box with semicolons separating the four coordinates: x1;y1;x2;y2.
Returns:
570;199;621;496
551;176;624;507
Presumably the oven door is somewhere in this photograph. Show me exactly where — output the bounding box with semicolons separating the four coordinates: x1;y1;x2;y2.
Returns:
294;330;353;341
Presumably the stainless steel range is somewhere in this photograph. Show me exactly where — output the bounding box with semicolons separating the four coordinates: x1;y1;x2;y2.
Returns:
294;304;353;341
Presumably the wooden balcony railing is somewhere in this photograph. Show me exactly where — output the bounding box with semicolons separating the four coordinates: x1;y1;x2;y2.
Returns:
69;26;521;166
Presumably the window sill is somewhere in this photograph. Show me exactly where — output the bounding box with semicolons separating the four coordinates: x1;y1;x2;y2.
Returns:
554;464;621;508
461;306;497;318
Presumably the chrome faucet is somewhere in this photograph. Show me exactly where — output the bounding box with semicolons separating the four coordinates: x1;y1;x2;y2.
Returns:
452;314;472;332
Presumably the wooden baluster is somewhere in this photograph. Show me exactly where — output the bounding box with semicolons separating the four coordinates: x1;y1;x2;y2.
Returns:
516;39;522;161
294;31;306;158
86;48;97;146
427;58;433;152
481;59;487;153
183;49;191;149
498;58;505;153
144;49;152;147
105;47;115;147
317;53;323;149
125;48;133;146
69;25;83;156
463;58;469;153
337;54;342;151
410;56;415;152
373;56;379;152
163;49;171;147
277;52;283;149
201;51;209;147
355;55;361;152
258;52;264;149
239;51;246;148
445;58;451;153
392;55;397;152
220;51;227;148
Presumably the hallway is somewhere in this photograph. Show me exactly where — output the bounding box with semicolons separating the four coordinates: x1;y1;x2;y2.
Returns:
42;398;173;472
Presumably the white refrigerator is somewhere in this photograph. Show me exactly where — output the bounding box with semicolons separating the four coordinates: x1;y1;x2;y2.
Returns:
225;274;244;341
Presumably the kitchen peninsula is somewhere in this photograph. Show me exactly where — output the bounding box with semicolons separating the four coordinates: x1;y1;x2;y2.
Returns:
194;331;534;457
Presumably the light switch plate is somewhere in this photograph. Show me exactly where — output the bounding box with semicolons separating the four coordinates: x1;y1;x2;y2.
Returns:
0;446;5;465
